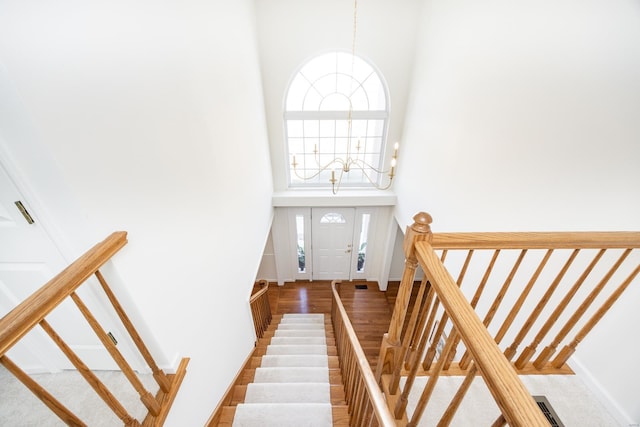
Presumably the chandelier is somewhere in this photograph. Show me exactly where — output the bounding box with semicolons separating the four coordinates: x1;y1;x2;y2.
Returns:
290;0;399;195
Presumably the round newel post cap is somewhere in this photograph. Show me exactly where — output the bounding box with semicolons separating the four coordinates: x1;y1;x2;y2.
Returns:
411;212;433;234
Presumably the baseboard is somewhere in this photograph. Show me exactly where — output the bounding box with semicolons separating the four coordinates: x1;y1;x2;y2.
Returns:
204;348;256;426
570;355;635;426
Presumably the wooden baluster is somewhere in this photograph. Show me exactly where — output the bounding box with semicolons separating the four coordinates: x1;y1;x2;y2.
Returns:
442;249;474;369
407;329;459;427
94;271;171;394
422;311;448;370
353;377;365;426
0;355;88;427
70;291;161;417
405;282;435;370
539;249;632;368
532;249;606;369
389;276;430;393
459;249;528;369
553;263;640;368
495;249;553;354
395;294;436;418
419;295;441;370
376;212;432;380
515;249;580;368
38;319;140;426
437;362;478;427
491;414;507;427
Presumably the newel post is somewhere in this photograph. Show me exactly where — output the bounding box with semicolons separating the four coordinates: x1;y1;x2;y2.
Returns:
375;212;432;382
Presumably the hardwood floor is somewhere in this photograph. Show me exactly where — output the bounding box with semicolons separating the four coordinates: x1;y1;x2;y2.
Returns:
263;280;395;369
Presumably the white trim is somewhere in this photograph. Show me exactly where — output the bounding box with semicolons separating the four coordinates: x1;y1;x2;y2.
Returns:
272;190;397;207
567;355;635;426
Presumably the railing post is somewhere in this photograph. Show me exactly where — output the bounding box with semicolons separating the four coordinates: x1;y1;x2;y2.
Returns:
375;212;432;382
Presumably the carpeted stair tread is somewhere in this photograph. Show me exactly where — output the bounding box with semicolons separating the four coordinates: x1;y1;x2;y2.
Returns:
260;355;329;368
279;317;324;324
244;382;330;403
282;313;325;320
232;403;333;427
266;344;328;355
232;312;340;426
269;337;326;345
253;367;329;383
274;329;326;337
276;323;325;330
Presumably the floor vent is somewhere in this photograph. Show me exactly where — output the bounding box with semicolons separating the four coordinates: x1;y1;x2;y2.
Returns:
534;395;565;427
355;284;368;290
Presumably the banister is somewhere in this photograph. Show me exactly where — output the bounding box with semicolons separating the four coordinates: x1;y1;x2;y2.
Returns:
331;280;397;427
0;231;128;357
431;231;640;249
249;279;269;303
415;240;549;427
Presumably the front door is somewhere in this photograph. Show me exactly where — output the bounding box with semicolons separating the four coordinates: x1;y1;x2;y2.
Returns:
311;208;355;280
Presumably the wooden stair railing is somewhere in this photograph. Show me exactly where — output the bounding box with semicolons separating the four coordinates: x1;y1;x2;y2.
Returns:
0;232;189;427
249;279;272;340
377;212;640;426
331;280;396;427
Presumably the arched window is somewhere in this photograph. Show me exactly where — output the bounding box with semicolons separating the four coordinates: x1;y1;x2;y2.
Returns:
285;52;390;188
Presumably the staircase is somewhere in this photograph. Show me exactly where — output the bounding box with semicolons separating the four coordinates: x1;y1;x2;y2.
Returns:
219;313;349;426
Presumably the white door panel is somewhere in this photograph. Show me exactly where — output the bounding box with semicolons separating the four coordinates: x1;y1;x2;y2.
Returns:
311;208;355;280
0;162;121;371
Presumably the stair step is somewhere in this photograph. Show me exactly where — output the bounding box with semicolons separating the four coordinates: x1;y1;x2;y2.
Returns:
279;317;324;324
244;382;330;403
269;337;326;345
282;313;325;320
260;355;329;368
230;384;346;406
276;323;325;330
266;344;328;355
249;355;339;369
253;367;329;383
233;403;333;427
274;329;326;337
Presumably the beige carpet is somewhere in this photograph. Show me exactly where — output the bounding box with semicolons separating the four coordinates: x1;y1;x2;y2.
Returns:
232;313;333;427
0;365;158;426
401;374;622;426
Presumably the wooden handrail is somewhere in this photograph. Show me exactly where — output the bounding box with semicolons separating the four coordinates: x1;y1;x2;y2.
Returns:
331;281;397;427
415;241;549;426
249;280;271;340
0;231;189;426
0;231;128;357
249;279;270;304
431;231;640;249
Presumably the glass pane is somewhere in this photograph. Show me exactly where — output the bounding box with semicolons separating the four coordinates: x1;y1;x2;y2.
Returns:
320;213;346;224
286;51;389;187
357;214;371;272
296;215;305;273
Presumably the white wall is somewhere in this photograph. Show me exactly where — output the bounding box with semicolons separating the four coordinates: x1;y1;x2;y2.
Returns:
0;1;273;425
395;0;640;423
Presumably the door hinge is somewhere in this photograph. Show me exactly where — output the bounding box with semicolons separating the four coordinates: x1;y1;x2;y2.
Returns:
107;331;118;346
14;201;35;224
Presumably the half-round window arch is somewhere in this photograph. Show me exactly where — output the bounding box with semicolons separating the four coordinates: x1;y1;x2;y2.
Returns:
285;52;390;188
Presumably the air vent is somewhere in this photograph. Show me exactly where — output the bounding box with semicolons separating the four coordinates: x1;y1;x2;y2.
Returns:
355;284;368;290
534;395;565;427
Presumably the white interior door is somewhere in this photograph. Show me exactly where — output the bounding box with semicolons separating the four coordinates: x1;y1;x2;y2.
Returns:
311;208;355;280
0;163;122;372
